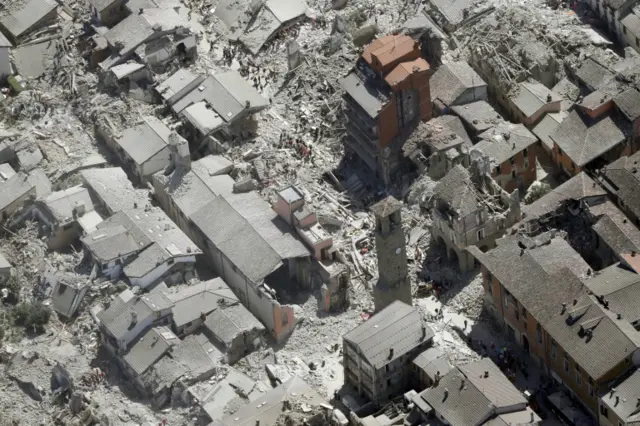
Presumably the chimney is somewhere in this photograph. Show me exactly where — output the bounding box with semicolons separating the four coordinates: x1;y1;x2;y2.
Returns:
618;313;622;320
388;348;394;360
484;371;489;378
460;378;465;390
561;303;567;314
130;312;137;325
573;299;577;306
637;397;640;407
633;251;637;257
616;395;620;406
421;325;427;340
133;202;138;209
73;201;86;217
547;93;552;102
443;388;449;399
531;412;534;423
138;7;143;14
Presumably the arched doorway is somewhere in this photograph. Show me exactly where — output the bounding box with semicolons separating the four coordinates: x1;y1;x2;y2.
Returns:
448;247;459;266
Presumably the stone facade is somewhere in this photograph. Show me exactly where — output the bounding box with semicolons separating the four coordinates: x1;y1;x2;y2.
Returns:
371;196;412;311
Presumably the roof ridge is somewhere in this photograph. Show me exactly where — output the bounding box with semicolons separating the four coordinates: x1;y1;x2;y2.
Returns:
359;306;417;346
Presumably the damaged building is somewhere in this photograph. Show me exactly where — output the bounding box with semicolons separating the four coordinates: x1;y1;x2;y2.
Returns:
431;163;520;272
170;71;269;148
95;7;196;70
402;115;471;179
429;61;487;115
0;0;59;45
80;167;150;215
214;0;309;55
165;278;266;364
97;289;174;353
152;155;349;341
81;206;200;288
98;115;182;183
10;186;103;250
339;35;431;186
0;169;51;222
473;121;538;193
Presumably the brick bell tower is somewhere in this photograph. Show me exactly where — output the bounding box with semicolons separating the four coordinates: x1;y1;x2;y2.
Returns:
371;196;412;311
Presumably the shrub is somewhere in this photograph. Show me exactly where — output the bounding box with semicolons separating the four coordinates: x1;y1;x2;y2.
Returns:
12;302;51;331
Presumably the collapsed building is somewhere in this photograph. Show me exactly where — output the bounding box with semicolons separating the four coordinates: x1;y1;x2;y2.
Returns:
430;162;520;272
9;186;103;250
91;5;197;70
213;0;309;55
402;115;471;179
339;35;431;186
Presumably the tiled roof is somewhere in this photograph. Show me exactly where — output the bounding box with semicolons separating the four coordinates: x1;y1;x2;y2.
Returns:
451;100;502;134
343;301;433;368
420;368;494;426
97;290;173;341
614;88;640;122
458;358;527;409
412;347;453;380
433;165;479;218
471;237;640;380
123;326;177;376
204;302;265;347
371;196;403;217
0;173;35;211
190;191;308;281
216;376;325;426
81;225;141;262
172;72;267;119
123;242;171;278
0;0;57;39
430;61;486;106
508;81;561;118
544;292;640;380
575;57;614;91
170;280;239;327
81;167;149;214
601;369;640;421
549;111;626;167
156;69;204;103
117;117;172;166
41;186;95;225
531;112;568;151
592;205;640;256
601;151;640;222
363;35;416;68
474;122;537;166
384;58;429;87
190;197;283;283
